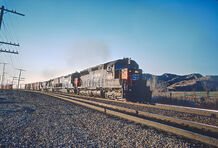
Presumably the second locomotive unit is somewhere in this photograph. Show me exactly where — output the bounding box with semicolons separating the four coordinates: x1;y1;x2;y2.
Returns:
25;58;151;103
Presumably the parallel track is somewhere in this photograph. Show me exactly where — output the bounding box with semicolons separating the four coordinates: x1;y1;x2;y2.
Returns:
35;91;218;147
47;92;218;127
57;92;218;118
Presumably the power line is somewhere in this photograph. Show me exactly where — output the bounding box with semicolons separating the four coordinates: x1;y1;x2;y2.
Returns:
0;5;24;54
0;6;25;29
0;4;25;88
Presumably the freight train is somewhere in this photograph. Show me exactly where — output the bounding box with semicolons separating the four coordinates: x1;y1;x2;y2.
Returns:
25;58;152;103
0;84;12;90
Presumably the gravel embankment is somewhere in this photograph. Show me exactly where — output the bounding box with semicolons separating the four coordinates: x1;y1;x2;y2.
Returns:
74;95;218;126
0;90;215;147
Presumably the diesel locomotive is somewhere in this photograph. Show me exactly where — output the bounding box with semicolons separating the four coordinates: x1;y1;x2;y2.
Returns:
25;58;152;103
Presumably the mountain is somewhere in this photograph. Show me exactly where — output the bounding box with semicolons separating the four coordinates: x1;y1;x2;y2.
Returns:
145;73;218;92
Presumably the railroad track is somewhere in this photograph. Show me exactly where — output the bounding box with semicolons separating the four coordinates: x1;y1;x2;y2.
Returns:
56;92;218;118
34;91;218;147
47;91;217;127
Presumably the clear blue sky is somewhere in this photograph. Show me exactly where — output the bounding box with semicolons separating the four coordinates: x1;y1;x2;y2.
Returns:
0;0;217;84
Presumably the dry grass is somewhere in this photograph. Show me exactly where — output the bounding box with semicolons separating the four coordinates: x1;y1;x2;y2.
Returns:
152;91;218;110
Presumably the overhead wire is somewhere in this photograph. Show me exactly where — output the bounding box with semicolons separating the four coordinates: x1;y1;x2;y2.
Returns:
0;1;23;85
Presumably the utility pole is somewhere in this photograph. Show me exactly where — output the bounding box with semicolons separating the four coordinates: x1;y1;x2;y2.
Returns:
0;5;25;30
0;62;7;86
12;76;18;85
0;6;4;29
11;76;18;89
17;68;25;89
0;5;24;54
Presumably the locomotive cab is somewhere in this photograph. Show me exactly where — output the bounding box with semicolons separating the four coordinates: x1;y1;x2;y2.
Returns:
121;68;151;103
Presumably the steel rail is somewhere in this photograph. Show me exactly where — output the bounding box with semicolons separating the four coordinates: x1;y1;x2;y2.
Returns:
23;89;218;132
59;92;218;118
40;92;218;147
49;93;218;134
29;90;217;147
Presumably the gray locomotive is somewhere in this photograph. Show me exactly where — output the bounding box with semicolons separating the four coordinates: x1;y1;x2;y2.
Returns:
25;58;152;103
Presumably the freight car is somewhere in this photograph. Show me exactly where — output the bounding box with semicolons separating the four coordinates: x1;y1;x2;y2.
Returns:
0;84;12;89
25;58;152;103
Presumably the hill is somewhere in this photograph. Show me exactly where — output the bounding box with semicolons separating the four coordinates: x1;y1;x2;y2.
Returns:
145;73;218;92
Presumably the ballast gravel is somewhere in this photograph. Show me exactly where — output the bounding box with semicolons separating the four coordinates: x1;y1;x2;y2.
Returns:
76;95;218;126
0;90;214;147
